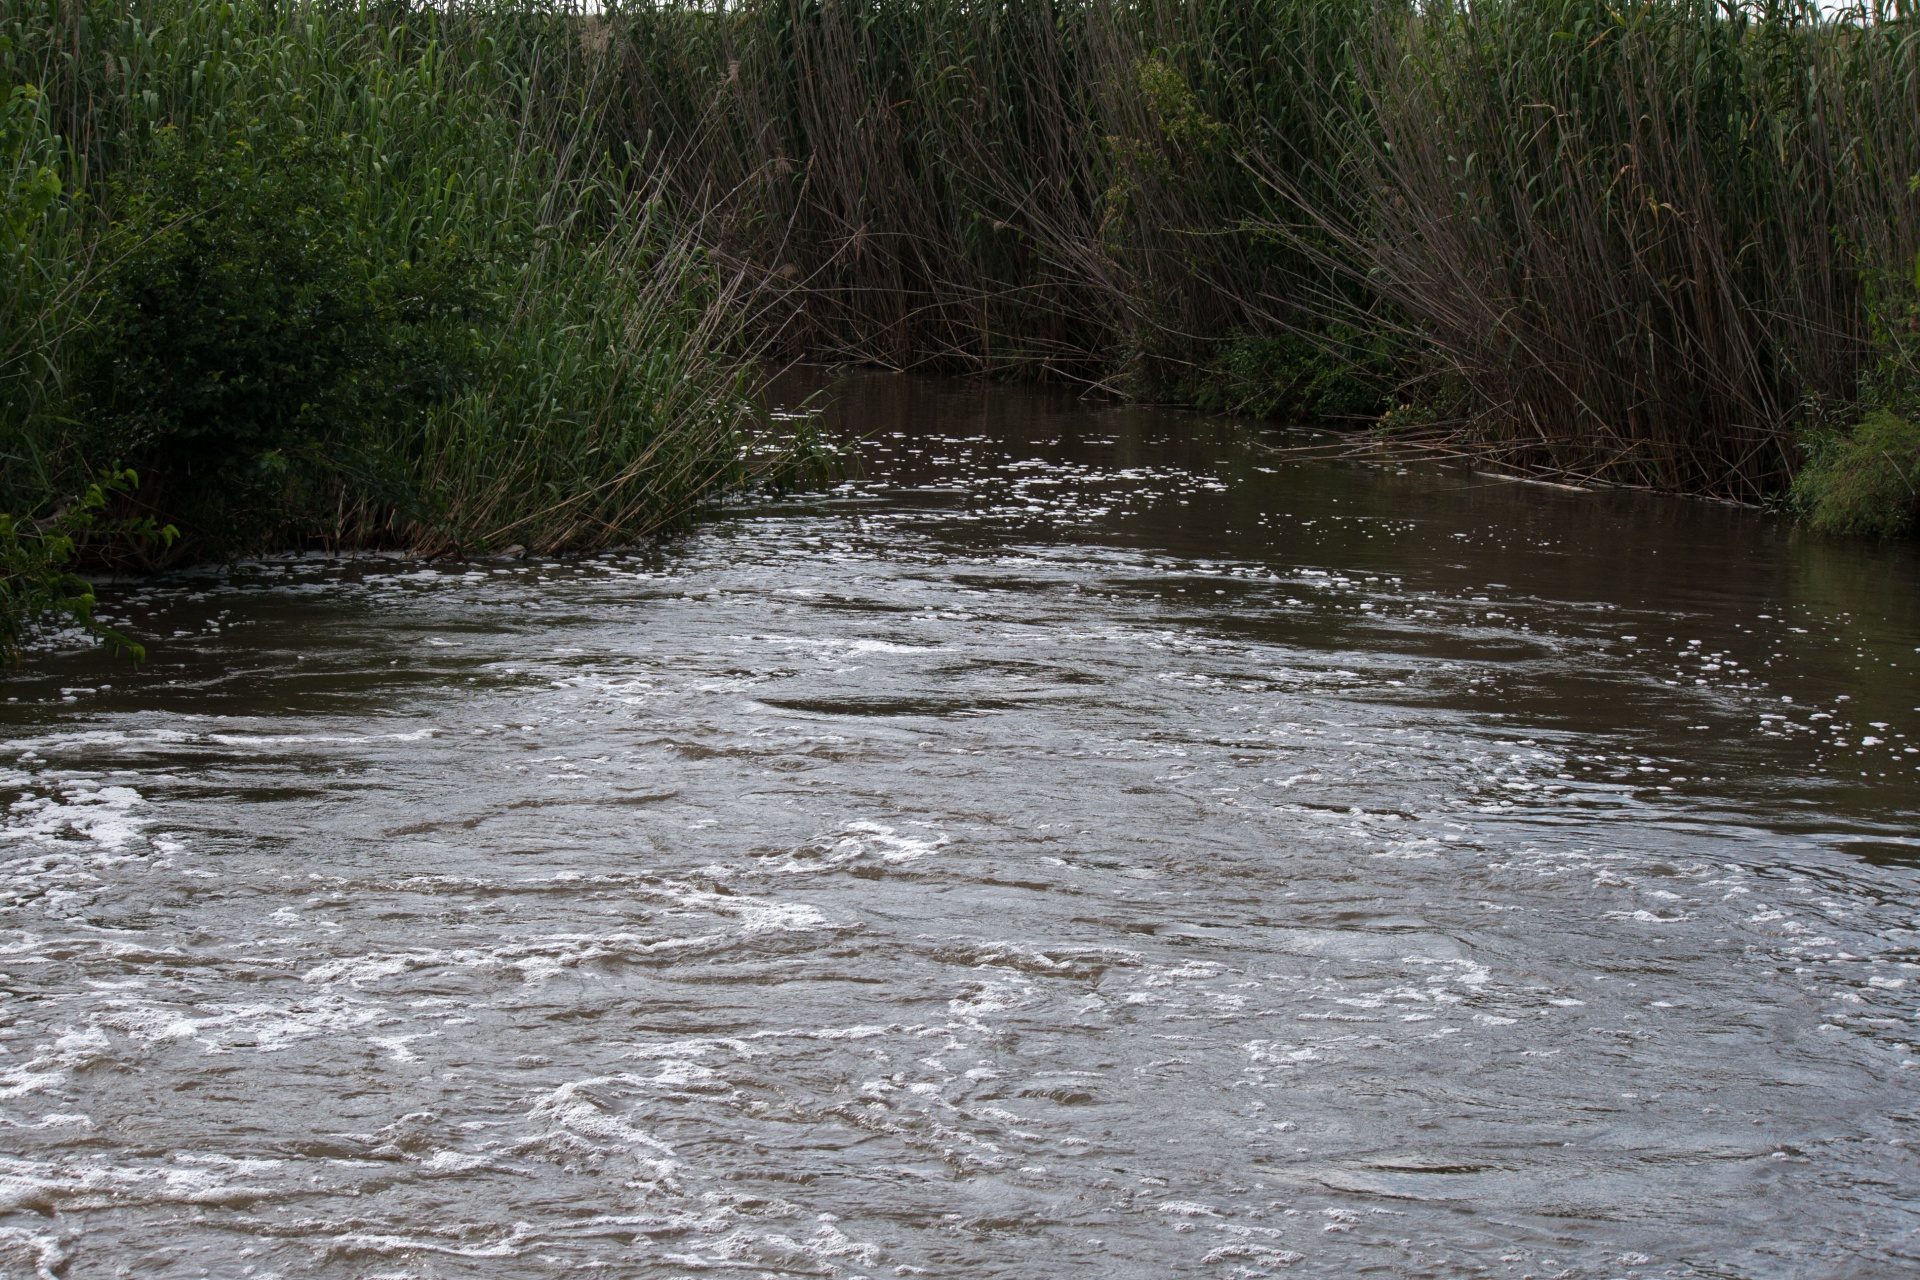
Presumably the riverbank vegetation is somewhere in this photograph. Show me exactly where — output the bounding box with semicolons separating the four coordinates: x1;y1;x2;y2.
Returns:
1;0;787;656
606;0;1918;511
3;0;1917;661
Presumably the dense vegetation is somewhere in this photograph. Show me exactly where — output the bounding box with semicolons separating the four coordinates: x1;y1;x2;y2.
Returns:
603;0;1918;514
2;0;1916;662
1;0;789;660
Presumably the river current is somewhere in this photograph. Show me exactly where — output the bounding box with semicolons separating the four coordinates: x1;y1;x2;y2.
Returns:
2;373;1917;1278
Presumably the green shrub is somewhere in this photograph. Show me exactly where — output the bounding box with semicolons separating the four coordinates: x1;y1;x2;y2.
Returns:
1791;411;1920;538
1187;330;1390;422
1860;246;1920;424
78;126;490;551
0;0;794;669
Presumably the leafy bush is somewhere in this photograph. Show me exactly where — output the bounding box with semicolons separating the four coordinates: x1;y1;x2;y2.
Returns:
0;82;62;288
1860;246;1920;425
77;126;490;550
1791;411;1920;538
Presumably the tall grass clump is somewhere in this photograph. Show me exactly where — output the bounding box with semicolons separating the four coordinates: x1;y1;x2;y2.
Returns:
592;0;1381;404
0;0;780;629
596;0;1127;375
1791;408;1920;535
1263;0;1920;501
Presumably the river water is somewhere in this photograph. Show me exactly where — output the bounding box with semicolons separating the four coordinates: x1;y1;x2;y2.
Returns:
2;373;1918;1279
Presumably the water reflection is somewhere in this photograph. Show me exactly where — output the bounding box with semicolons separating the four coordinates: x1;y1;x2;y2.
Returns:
0;371;1914;1278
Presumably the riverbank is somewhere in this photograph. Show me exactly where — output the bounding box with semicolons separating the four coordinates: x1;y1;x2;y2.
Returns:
4;0;1918;664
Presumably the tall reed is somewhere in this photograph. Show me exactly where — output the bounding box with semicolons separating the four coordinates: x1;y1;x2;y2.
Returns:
1265;0;1920;500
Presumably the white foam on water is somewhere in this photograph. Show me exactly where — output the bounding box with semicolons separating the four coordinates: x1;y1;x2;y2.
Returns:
207;727;438;747
1245;1041;1321;1065
806;1024;896;1041
1401;955;1491;987
4;785;145;849
761;1217;883;1270
622;1037;757;1061
367;1033;432;1063
660;1217;884;1277
1605;910;1699;925
323;1225;535;1261
1204;1247;1306;1274
0;783;158;920
0;1027;114;1102
299;888;832;990
1;729;146;753
299;935;709;989
696;893;830;932
754;821;951;876
521;1075;679;1183
948;974;1036;1031
89;991;390;1055
841;821;946;863
0;1064;68;1104
736;632;935;655
0;1225;66;1280
0;1153;278;1213
418;1149;494;1174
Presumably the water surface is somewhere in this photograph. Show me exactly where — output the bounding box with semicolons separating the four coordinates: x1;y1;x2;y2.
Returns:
2;374;1917;1278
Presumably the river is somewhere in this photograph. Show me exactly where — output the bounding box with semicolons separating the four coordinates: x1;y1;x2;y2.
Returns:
1;372;1916;1278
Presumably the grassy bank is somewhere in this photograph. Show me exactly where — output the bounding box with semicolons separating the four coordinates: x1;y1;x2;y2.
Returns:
0;0;796;662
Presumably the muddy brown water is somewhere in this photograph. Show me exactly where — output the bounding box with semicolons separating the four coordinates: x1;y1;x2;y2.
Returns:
2;373;1918;1279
